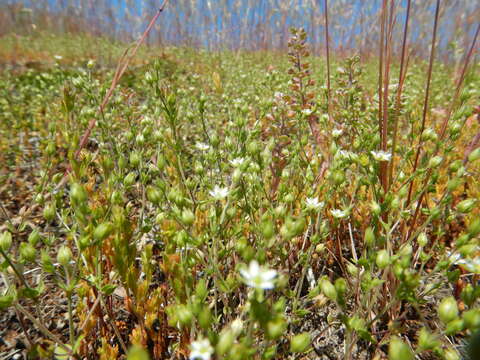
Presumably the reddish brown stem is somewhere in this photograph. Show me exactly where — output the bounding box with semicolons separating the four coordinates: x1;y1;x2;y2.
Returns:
405;0;441;208
389;0;411;187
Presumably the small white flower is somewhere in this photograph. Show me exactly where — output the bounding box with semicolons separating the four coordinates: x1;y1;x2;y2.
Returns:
54;55;63;60
331;209;349;219
195;142;210;151
230;157;246;167
301;108;314;116
209;185;229;200
370;150;392;162
190;338;214;360
332;128;343;137
230;318;243;336
448;249;480;274
305;197;324;211
240;260;277;290
337;150;356;161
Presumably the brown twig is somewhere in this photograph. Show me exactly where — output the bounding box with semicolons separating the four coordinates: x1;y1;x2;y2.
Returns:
389;0;411;187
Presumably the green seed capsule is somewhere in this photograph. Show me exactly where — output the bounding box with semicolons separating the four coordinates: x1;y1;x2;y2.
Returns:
0;231;12;251
70;183;88;205
93;222;113;242
457;199;476;213
320;278;337;302
290;333;311;353
468;147;480;162
20;242;36;263
28;229;41;246
146;186;162;204
181;209;195;226
43;203;56;222
438;296;459;324
388;337;413;360
376;249;390;269
57;246;72;267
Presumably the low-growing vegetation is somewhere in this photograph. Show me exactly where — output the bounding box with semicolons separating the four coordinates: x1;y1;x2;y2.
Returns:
0;5;480;360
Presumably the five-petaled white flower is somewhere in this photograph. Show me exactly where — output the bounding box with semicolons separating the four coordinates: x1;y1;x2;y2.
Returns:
370;150;392;162
332;128;343;137
230;157;246;167
301;108;314;116
190;338;214;360
331;209;349;219
305;197;324;211
195;142;210;151
448;249;480;274
209;185;229;200
240;260;277;290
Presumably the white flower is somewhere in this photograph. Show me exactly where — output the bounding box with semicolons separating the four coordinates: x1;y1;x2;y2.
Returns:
230;318;243;336
230;157;246;167
190;338;214;360
337;150;356;161
448;249;480;274
301;108;314;116
240;260;277;290
332;128;343;137
305;197;324;211
209;185;229;200
370;150;392;162
331;209;349;219
54;55;63;60
195;142;210;151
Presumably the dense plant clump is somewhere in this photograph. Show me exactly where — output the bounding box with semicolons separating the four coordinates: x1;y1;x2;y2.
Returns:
0;29;479;360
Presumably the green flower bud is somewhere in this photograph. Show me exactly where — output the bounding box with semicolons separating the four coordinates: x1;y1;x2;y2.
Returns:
46;141;56;156
181;209;195;226
371;201;381;216
438;296;459;324
417;232;428;247
417;328;440;352
444;348;460;360
290;332;311;353
146;186;162;204
468;147;480;163
447;177;463;191
93;222;113;242
457;199;476;213
261;220;275;239
43;203;56;222
129;151;141;167
468;219;480;237
0;231;12;251
445;318;464;335
428;156;443;168
177;305;193;326
20;242;36;263
267;319;287;340
388;337;413;360
421;128;437;142
335;278;347;296
449;160;462;172
70;183;88;205
320;278;337;302
57;246;72;267
376;249;390;269
124;172;136;186
364;227;375;247
463;309;480;330
198;307;212;329
217;330;235;355
247;140;259;155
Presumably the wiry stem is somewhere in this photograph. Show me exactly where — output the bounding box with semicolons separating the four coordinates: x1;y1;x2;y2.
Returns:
389;0;411;188
405;0;441;208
